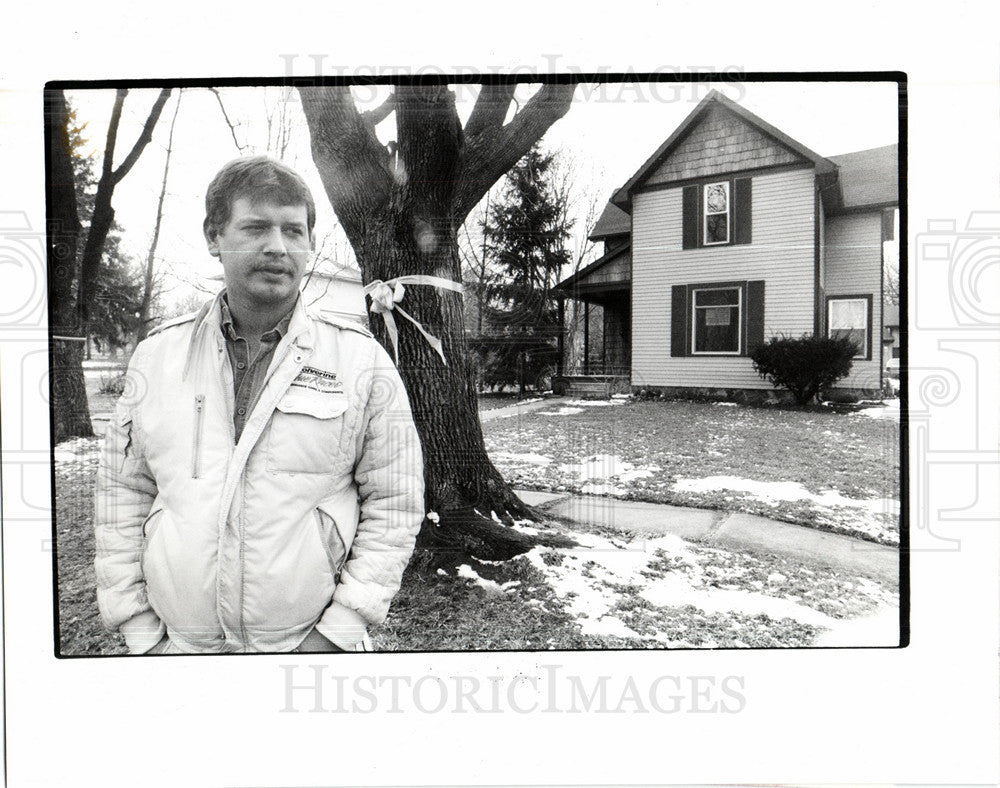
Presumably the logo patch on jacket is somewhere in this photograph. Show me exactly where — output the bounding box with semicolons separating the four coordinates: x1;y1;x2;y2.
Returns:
291;366;345;394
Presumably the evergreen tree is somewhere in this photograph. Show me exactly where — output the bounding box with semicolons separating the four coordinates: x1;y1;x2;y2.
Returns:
481;145;572;393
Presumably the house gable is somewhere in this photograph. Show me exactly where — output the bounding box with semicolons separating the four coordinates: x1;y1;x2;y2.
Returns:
612;90;836;210
646;104;805;184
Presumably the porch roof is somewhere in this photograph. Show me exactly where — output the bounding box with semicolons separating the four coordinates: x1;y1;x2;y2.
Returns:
555;243;631;295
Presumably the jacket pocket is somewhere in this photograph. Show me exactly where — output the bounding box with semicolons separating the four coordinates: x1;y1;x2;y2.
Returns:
141;506;164;539
314;507;347;582
140;506;165;579
266;391;351;474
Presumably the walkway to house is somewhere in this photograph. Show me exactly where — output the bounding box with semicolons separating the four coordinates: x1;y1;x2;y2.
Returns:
478;396;568;422
515;488;899;586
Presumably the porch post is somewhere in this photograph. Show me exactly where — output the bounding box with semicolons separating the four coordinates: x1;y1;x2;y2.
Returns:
583;301;590;375
556;295;565;376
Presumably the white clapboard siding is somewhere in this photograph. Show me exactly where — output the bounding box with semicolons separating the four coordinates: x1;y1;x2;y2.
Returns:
632;168;816;389
824;212;883;390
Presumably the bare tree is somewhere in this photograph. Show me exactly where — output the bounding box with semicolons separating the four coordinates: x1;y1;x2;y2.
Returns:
210;88;249;154
78;89;172;320
137;90;183;340
299;83;576;562
47;87;170;441
458;185;500;336
549;151;602;372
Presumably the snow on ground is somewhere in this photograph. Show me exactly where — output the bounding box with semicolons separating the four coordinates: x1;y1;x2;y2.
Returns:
455;564;522;594
557;454;663;497
491;451;553;466
853;399;900;420
673;475;898;516
561;454;661;484
811;603;900;647
672;474;899;544
54;437;101;464
537;398;627;416
522;528;897;647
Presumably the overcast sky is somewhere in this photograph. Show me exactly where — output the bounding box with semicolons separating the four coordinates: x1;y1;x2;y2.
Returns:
66;80;899;310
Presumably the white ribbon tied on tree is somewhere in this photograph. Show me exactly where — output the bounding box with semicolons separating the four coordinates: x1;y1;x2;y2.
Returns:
363;275;464;365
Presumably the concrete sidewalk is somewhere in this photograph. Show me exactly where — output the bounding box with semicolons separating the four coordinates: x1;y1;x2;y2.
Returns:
515;489;899;586
479;396;567;422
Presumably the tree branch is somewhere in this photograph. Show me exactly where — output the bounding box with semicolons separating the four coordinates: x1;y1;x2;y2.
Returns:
463;83;516;139
211;87;249;154
111;88;172;184
298;85;394;243
101;90;126;182
360;91;396;127
453;83;576;222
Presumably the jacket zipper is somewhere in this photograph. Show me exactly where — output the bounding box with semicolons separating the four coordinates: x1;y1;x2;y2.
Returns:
191;394;206;478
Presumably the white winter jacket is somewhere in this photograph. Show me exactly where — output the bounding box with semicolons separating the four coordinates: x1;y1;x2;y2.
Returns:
94;293;424;653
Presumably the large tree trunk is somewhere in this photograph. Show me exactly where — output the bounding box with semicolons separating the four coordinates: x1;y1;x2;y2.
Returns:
360;213;535;561
45;89;93;442
301;83;574;564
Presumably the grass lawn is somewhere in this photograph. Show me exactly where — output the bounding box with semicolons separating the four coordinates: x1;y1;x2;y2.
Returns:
54;439;128;656
56;433;898;655
477;392;542;413
483;398;901;545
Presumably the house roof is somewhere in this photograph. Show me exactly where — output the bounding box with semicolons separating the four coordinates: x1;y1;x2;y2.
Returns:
556;243;630;292
590;200;631;239
827;144;898;209
611;89;837;210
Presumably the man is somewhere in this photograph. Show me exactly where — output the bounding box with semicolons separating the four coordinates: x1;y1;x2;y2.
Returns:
94;156;424;654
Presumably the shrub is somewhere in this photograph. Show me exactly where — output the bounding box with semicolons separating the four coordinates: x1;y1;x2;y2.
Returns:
98;371;128;396
749;334;858;405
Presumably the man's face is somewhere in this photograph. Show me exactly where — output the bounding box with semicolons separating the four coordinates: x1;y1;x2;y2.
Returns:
206;196;312;311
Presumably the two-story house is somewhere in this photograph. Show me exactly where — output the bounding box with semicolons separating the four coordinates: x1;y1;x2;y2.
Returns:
555;89;898;401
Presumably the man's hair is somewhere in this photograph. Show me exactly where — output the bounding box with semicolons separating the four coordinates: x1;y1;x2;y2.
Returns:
203;155;317;240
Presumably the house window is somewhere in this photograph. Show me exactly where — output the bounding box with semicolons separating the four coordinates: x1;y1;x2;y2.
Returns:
692;286;741;354
671;280;765;358
682;177;751;249
827;296;871;359
703;182;729;245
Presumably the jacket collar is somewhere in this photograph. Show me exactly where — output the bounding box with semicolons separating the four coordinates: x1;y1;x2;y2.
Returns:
182;290;316;380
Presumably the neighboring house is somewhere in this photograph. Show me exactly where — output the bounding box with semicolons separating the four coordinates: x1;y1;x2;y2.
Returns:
882;303;901;362
556;90;898;400
301;267;367;325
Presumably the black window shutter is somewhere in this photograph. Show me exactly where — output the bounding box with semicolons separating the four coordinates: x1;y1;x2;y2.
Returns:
671;285;689;357
745;280;765;355
734;177;752;245
682;185;699;249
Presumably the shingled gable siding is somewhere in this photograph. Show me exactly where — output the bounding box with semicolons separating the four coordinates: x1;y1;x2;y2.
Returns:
632;168;815;389
581;248;631;286
647;105;802;184
823;212;884;391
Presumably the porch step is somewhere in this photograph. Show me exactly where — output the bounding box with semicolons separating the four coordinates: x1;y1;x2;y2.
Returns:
552;374;629;399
